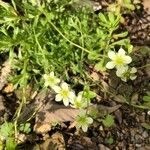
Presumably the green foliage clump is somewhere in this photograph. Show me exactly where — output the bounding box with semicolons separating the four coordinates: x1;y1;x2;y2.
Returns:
0;0;132;90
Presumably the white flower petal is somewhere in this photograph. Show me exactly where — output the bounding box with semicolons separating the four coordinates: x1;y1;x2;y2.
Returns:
130;75;137;80
82;125;88;132
55;94;62;102
79;110;86;116
118;48;126;55
108;51;116;60
70;104;75;108
50;71;54;77
63;98;69;106
53;85;61;93
106;61;115;69
44;82;49;87
130;67;137;73
124;56;132;64
87;117;93;124
69;91;76;103
116;66;128;77
78;91;83;96
77;95;82;101
43;74;48;80
121;77;127;82
61;82;69;90
56;78;60;84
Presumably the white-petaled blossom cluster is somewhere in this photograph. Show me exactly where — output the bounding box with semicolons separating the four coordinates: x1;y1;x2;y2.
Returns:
43;72;93;132
44;71;88;108
44;72;94;132
106;48;137;82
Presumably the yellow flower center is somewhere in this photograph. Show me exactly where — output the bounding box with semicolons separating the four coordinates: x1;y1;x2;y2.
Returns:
61;89;69;98
48;77;55;83
74;101;82;108
115;55;125;65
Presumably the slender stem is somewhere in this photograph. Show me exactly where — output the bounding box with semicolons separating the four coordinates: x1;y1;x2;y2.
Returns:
42;10;106;57
49;21;91;54
14;88;26;139
138;63;150;69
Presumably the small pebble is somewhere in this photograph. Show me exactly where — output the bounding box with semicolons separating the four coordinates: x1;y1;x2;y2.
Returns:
147;111;150;115
142;131;149;138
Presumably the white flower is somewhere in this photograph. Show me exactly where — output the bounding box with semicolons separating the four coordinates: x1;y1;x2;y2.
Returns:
130;67;137;80
116;66;137;82
106;48;132;69
76;110;93;132
43;72;60;88
70;92;87;109
53;82;75;106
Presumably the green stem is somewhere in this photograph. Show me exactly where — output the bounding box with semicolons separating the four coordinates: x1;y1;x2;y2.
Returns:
34;30;49;72
138;63;150;69
14;58;28;139
42;10;106;57
14;88;26;140
49;21;91;53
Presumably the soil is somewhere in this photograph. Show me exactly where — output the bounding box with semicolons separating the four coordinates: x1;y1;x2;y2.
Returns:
0;0;150;150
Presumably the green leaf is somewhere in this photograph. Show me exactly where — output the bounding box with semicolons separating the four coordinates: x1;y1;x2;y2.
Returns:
113;31;128;39
123;0;131;4
141;123;150;130
127;44;133;53
0;122;14;139
6;138;16;150
108;12;115;24
111;39;129;46
102;114;114;127
143;96;150;102
146;91;150;96
99;13;108;23
83;86;97;100
94;60;106;72
88;52;99;60
124;4;135;10
105;136;114;145
88;91;97;99
19;123;31;134
0;140;4;150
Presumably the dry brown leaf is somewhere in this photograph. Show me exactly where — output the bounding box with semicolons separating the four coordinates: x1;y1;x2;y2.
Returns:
90;72;100;81
143;0;150;12
98;144;111;150
34;101;79;134
89;104;122;117
35;132;65;150
113;95;127;103
0;60;11;90
3;83;14;93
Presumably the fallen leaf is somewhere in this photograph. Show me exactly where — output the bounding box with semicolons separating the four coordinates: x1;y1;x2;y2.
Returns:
90;72;100;81
34;101;79;134
143;0;150;12
0;60;11;90
113;95;127;103
89;104;122;117
98;144;111;150
3;83;14;93
33;132;65;150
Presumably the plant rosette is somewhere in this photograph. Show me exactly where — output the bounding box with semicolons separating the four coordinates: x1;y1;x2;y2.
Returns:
53;82;75;106
106;48;132;70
